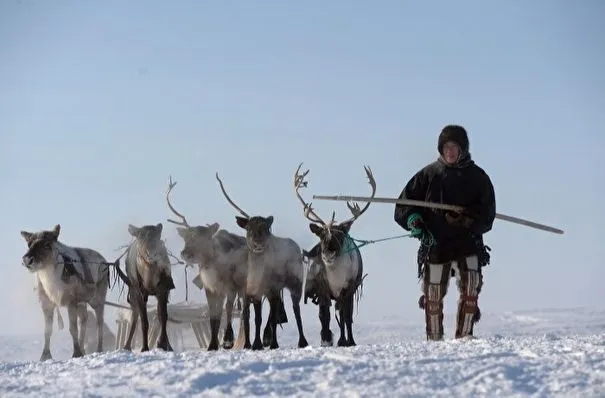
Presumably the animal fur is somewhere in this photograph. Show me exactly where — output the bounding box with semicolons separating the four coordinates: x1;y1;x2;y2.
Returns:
216;173;309;350
165;177;277;351
176;223;252;350
20;224;111;360
114;223;176;352
294;163;375;347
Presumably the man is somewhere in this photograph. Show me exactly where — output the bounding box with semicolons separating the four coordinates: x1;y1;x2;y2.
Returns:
394;125;496;341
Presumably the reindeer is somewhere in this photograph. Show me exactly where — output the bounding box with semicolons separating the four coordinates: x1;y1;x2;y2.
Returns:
294;163;376;347
114;223;176;352
20;224;111;360
215;172;309;350
165;177;257;350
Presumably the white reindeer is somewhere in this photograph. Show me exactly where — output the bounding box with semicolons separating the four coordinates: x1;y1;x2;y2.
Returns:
215;172;309;350
294;163;375;347
20;224;111;360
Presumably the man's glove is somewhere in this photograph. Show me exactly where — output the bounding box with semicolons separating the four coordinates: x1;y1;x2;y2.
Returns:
407;213;427;238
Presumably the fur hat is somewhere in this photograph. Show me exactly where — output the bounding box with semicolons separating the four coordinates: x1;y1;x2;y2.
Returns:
438;125;469;155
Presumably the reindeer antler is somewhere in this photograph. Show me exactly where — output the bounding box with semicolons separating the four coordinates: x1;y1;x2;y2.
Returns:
215;172;250;219
166;176;191;227
342;165;377;225
294;162;329;226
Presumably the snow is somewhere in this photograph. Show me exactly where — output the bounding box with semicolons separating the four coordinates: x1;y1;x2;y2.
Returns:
1;307;604;397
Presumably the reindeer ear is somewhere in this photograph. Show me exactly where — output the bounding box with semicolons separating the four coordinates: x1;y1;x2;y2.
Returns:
155;223;163;234
128;224;140;237
309;223;324;237
20;231;34;243
265;216;274;228
209;222;220;235
235;216;249;229
52;224;61;239
339;220;354;235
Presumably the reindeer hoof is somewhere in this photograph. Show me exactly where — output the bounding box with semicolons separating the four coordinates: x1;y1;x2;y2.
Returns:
337;338;347;347
347;339;356;347
141;346;150;352
243;341;252;350
157;339;172;351
222;340;234;350
252;340;264;350
72;349;84;358
269;341;279;350
207;341;219;351
40;350;52;361
298;337;309;348
320;330;333;346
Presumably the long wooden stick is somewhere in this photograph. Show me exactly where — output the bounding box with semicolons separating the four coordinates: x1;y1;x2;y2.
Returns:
312;194;564;235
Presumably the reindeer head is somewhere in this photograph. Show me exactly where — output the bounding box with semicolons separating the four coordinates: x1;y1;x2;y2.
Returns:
294;163;376;266
215;172;273;254
20;224;61;272
164;176;222;264
176;224;221;264
128;223;170;271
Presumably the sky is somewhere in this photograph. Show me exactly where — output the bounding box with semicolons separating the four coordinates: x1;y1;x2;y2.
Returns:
1;0;604;338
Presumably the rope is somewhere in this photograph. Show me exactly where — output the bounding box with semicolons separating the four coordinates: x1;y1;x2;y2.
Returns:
340;232;414;254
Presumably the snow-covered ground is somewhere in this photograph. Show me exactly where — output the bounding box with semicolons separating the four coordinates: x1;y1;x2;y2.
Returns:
1;307;604;397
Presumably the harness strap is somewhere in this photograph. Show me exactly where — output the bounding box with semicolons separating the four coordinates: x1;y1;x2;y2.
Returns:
74;248;94;284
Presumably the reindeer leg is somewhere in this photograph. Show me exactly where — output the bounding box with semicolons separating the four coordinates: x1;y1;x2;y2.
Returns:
206;290;222;351
39;289;54;361
123;301;139;351
156;289;171;351
345;293;356;347
139;294;150;352
242;296;252;349
222;292;236;349
336;299;347;347
93;303;105;353
319;299;333;347
77;303;88;355
289;285;309;349
262;297;274;347
267;295;280;349
67;303;84;358
251;298;264;350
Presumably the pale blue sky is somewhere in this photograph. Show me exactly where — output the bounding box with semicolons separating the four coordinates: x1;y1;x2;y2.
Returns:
1;0;604;338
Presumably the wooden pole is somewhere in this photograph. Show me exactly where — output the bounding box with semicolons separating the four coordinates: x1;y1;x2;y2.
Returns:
312;194;564;235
